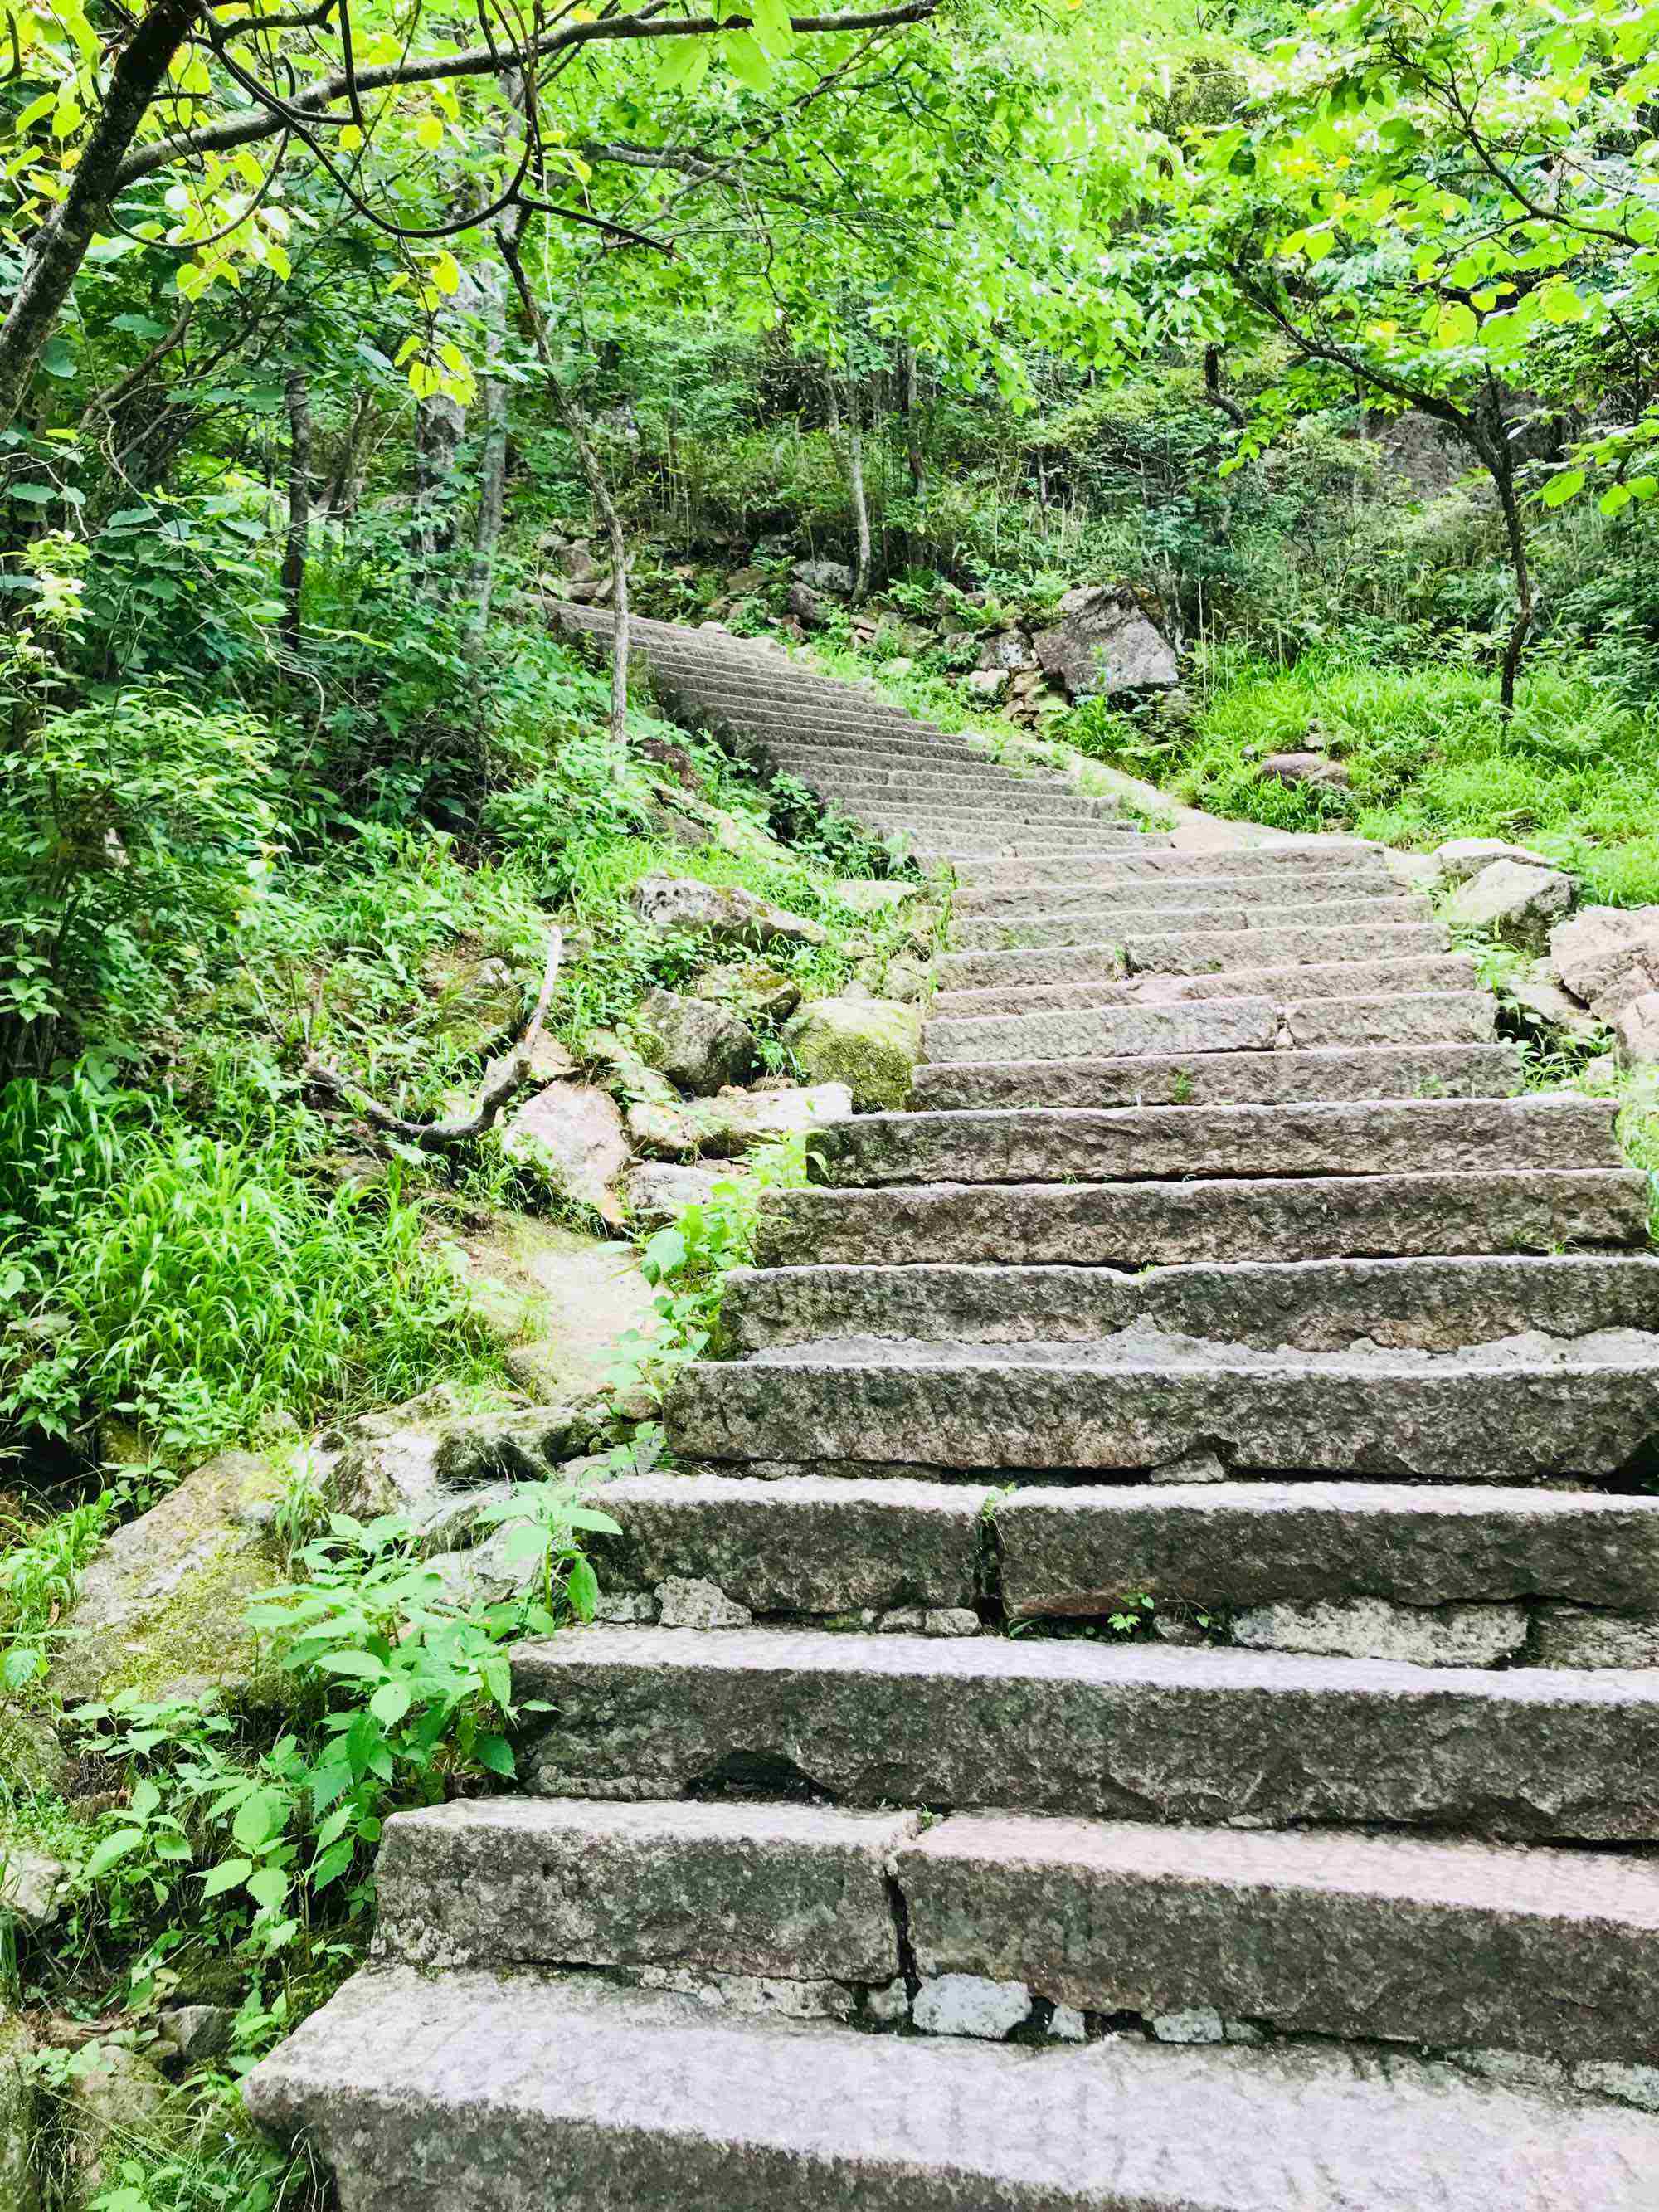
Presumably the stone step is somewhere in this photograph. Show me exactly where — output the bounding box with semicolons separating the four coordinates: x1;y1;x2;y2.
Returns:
953;891;1436;948
931;953;1478;1020
854;810;1141;843
669;1324;1659;1480
510;1625;1659;1837
373;1797;918;1981
720;1253;1659;1356
922;991;1494;1065
994;1479;1659;1616
910;836;1160;865
774;765;1117;811
243;1962;1659;2212
911;1041;1524;1110
753;1169;1650;1271
937;922;1449;992
366;1793;1659;2067
953;865;1400;920
769;758;1082;797
581;1471;987;1618
954;848;1390;892
814;1097;1622;1188
900;1811;1659;2063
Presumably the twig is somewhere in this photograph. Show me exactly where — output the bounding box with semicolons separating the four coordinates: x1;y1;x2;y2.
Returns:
303;928;562;1151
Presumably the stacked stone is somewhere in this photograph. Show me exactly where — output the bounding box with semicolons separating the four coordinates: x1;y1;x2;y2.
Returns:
247;610;1659;2210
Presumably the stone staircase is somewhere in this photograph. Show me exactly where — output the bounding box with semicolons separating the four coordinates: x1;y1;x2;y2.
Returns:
246;614;1659;2207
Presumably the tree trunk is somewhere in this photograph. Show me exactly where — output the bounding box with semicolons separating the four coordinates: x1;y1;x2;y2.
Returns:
497;222;630;755
325;392;372;518
846;371;872;604
413;391;465;582
0;0;197;439
1491;450;1535;713
281;368;311;662
899;340;925;498
468;266;511;637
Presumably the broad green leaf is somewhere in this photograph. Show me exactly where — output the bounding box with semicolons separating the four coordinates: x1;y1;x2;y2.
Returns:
1540;467;1585;506
200;1856;255;1898
722;30;774;92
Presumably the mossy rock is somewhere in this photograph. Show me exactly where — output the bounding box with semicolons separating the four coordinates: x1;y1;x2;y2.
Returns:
50;1451;288;1710
434;1212;656;1405
0;2007;38;2212
783;996;922;1112
0;1710;67;1800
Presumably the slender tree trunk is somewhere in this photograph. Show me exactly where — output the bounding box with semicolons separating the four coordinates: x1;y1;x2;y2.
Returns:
846;371;872;604
1202;344;1245;429
325;392;372;518
468;266;511;637
899;339;925;497
0;0;197;438
1491;451;1534;714
281;369;311;662
497;222;630;754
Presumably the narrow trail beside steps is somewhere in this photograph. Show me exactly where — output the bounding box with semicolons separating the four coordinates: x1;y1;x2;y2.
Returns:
248;614;1659;2208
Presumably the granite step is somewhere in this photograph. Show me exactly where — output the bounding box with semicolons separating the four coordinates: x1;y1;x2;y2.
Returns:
952;865;1399;919
509;1625;1659;1837
668;1327;1659;1480
754;1169;1648;1269
243;1963;1659;2212
814;1097;1622;1187
992;1479;1659;1616
930;953;1477;1019
922;989;1495;1064
936;921;1447;990
953;847;1391;893
911;1041;1524;1109
951;891;1435;948
719;1253;1659;1356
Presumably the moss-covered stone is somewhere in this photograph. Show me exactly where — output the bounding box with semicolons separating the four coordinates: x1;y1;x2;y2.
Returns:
0;1711;66;1800
50;1451;286;1709
434;1212;656;1405
784;996;922;1111
0;2007;38;2212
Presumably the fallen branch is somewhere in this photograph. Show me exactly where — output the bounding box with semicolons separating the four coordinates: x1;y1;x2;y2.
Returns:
303;929;562;1152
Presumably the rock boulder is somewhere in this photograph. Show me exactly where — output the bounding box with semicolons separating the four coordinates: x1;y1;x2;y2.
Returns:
783;996;921;1111
1551;907;1659;1018
625;1082;853;1160
501;1084;629;1224
1433;837;1559;887
1033;587;1177;699
623;1162;752;1230
634;988;757;1094
1259;752;1351;794
1613;991;1659;1067
629;876;825;952
1444;859;1574;953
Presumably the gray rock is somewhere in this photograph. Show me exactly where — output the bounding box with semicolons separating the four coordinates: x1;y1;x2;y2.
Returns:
688;962;801;1022
1050;2003;1088;2042
0;1837;65;1928
786;581;831;625
0;1711;66;1798
634;988;756;1094
625;1082;852;1161
995;1481;1659;1618
1152;2009;1224;2045
977;631;1036;672
878;1606;925;1633
0;2007;36;2212
330;1403;601;1523
831;879;922;916
373;1799;913;1981
965;668;1010;703
1033;587;1178;699
158;2004;236;2065
655;1576;753;1630
792;559;854;597
1450;2047;1569;2095
501;1083;629;1225
1531;1607;1659;1668
1258;751;1352;793
899;1809;1659;2061
1506;967;1605;1044
629;875;825;952
51;1447;285;1707
1613;990;1659;1066
242;1963;1659;2212
1550;905;1659;1018
912;1974;1031;2040
783;996;920;1111
1445;860;1574;953
64;2044;178;2195
1433;837;1559;886
924;1608;981;1638
515;1625;1659;1839
622;1161;750;1230
1229;1596;1527;1668
864;1977;909;2024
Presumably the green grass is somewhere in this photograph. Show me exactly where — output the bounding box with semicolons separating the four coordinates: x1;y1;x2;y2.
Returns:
1142;650;1659;905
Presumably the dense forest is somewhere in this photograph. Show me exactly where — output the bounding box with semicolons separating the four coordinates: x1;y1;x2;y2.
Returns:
3;0;1659;2200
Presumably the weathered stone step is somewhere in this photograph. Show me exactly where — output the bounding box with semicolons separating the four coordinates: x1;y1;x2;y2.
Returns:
954;847;1389;892
754;1169;1649;1271
368;1795;1659;2066
244;1963;1659;2212
953;865;1398;919
374;1797;918;1981
772;760;1115;807
931;953;1477;1021
995;1479;1659;1615
767;758;1081;797
669;1324;1659;1480
937;922;1448;991
953;891;1435;948
923;990;1494;1064
721;1253;1659;1357
815;1098;1622;1188
511;1625;1659;1837
912;1041;1523;1110
901;1811;1659;2063
854;808;1141;842
583;1471;987;1617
